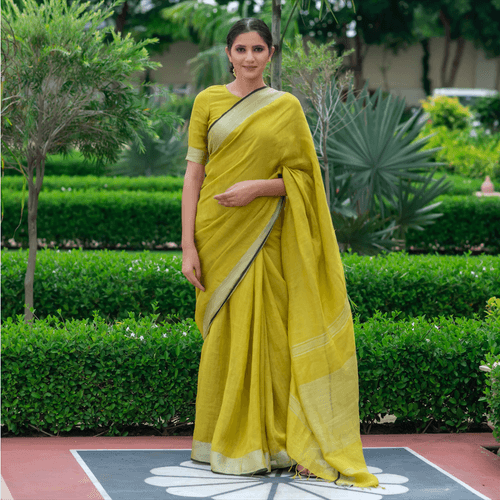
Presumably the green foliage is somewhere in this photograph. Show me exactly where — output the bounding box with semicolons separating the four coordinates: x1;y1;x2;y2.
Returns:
1;249;194;322
356;312;496;433
107;92;192;177
3;250;499;322
2;312;496;435
1;0;179;166
281;38;450;254
406;195;500;253
420;95;472;130
2;174;184;192
418;123;500;179
1;314;202;436
471;94;500;134
2;189;182;249
1;151;108;177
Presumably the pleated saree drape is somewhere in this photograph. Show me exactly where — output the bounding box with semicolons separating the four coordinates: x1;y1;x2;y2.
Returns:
185;85;378;488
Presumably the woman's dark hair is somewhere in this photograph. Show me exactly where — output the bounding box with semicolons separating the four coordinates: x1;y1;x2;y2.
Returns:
226;18;273;75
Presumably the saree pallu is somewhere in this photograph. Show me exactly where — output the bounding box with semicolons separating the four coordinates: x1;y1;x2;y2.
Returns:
190;87;378;488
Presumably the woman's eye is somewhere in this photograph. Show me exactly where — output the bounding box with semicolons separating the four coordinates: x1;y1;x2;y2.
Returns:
255;48;263;52
236;48;245;52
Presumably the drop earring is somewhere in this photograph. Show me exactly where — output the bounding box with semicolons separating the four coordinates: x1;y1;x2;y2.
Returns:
232;67;236;78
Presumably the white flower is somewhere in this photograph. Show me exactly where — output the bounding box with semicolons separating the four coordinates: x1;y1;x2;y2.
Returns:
126;327;130;331
182;332;187;336
483;267;486;271
162;333;167;338
129;267;133;271
412;322;414;326
434;325;439;329
139;335;144;341
145;461;409;499
61;187;66;191
68;187;72;191
130;333;136;337
426;339;430;342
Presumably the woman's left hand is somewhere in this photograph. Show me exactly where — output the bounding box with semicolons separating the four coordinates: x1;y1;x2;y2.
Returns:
214;180;258;207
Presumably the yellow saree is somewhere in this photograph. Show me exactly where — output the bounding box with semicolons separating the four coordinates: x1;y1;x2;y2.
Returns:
185;85;378;488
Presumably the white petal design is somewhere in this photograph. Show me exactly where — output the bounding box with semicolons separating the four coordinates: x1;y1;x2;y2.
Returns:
213;483;273;499
372;474;409;484
290;482;384;500
180;461;212;470
144;460;411;499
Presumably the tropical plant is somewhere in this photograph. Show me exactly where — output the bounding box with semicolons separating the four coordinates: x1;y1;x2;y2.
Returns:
1;0;181;321
281;35;451;254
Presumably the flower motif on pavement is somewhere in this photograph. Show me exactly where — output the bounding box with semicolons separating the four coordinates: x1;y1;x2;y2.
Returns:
144;460;409;499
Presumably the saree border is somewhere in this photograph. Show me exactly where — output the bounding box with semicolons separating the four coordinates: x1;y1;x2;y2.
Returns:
207;85;267;134
208;87;285;156
202;196;285;339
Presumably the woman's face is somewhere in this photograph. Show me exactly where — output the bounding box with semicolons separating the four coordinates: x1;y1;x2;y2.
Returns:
225;31;274;81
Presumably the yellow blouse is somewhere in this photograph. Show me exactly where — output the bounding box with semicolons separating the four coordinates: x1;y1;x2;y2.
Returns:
185;85;241;166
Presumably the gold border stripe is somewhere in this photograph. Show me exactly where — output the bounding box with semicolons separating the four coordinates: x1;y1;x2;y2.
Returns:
185;146;207;165
208;88;285;156
202;197;285;339
290;295;351;358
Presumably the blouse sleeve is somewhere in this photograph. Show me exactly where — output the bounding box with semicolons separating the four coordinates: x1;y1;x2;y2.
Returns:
185;90;209;165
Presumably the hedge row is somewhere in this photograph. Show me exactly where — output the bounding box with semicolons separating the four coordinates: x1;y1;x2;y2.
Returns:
406;195;500;253
3;191;499;252
1;312;497;436
3;249;499;322
2;190;182;248
3;173;498;197
2;175;184;192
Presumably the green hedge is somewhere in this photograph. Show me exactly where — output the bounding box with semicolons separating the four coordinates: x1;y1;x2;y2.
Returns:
2;151;108;177
406;195;500;253
1;175;184;192
2;190;182;248
2;250;499;322
2;249;194;322
1;312;497;436
3;191;499;252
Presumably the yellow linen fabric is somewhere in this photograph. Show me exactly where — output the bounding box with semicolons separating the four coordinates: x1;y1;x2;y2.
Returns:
188;85;379;488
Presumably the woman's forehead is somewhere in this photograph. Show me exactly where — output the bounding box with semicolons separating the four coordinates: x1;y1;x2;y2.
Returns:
232;31;267;46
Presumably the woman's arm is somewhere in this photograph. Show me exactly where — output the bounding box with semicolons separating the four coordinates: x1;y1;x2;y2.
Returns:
181;160;206;291
214;178;286;207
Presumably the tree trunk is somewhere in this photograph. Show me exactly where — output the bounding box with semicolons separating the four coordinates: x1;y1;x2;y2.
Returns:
115;1;128;34
271;0;282;90
24;154;44;322
438;9;465;88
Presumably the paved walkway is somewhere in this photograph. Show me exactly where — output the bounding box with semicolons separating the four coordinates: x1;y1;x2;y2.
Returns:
2;434;499;500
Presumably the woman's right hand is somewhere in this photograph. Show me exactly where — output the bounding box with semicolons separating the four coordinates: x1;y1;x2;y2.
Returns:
182;247;205;292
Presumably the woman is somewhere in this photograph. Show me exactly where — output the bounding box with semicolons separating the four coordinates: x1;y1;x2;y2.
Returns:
181;18;378;488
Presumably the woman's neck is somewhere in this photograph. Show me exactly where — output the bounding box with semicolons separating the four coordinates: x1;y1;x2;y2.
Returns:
226;78;267;98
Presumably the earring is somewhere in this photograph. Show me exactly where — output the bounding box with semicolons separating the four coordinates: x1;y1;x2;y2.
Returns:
232;67;236;78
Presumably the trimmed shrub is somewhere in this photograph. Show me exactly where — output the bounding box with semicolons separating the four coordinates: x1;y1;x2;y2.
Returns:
1;312;496;436
2;190;182;249
1;175;184;192
1;249;194;322
406;195;500;253
356;312;497;433
1;314;202;436
2;151;108;177
3;191;500;253
2;250;499;322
